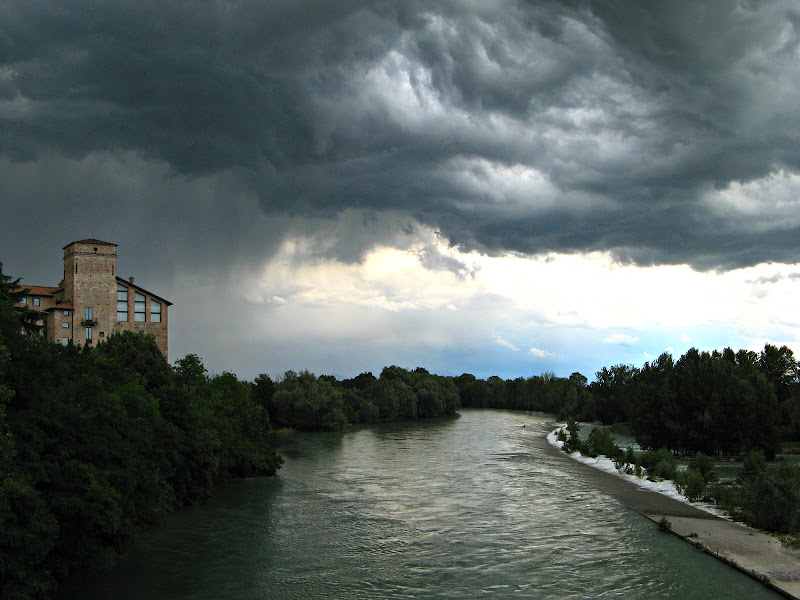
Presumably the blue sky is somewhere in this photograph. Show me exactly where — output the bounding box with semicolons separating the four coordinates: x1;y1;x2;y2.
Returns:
2;1;800;380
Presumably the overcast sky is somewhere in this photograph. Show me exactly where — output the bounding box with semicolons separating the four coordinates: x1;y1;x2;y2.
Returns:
2;0;800;381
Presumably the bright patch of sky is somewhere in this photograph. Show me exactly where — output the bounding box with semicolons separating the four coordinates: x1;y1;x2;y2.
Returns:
205;221;800;379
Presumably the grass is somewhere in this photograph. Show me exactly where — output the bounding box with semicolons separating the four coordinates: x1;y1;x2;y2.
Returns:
271;427;296;436
607;422;634;436
779;533;800;550
658;516;672;532
779;441;800;455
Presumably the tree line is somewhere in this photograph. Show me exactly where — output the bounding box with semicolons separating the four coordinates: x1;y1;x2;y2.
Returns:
451;344;800;460
253;366;460;433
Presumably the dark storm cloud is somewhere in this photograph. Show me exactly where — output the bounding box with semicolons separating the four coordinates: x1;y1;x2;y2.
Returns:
2;0;800;270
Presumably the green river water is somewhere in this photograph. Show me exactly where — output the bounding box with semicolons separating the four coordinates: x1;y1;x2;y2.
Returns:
58;409;783;599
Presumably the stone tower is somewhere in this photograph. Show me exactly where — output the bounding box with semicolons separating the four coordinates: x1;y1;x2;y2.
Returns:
62;239;119;347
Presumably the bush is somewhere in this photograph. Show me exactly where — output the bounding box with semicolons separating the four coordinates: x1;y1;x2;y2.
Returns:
641;448;677;480
676;468;707;502
736;453;800;533
689;452;718;483
563;419;587;454
585;427;623;459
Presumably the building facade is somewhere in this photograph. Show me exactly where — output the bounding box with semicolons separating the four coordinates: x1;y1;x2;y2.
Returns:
16;239;171;359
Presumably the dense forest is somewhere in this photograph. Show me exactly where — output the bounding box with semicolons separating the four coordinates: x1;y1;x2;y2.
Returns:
255;366;460;432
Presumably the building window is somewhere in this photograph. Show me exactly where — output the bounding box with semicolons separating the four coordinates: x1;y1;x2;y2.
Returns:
134;293;146;322
63;310;69;316
20;298;26;305
62;322;69;329
86;327;93;343
34;297;40;307
117;284;128;321
62;338;69;346
85;307;93;320
151;300;162;323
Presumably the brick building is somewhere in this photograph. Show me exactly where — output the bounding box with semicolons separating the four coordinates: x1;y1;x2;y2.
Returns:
16;239;171;359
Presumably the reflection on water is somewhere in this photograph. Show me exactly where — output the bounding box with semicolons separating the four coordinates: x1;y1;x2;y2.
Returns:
58;410;781;600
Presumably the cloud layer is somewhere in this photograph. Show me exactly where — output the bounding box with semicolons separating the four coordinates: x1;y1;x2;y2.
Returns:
3;1;800;270
2;2;800;378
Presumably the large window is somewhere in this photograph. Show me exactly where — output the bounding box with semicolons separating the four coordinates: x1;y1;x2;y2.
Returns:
34;297;40;307
117;284;128;321
134;293;146;322
85;327;93;343
85;307;93;320
151;300;161;323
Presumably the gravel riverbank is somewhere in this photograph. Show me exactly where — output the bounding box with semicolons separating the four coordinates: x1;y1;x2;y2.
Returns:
541;427;800;599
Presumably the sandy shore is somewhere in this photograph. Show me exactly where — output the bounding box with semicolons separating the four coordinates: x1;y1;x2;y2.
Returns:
540;431;800;599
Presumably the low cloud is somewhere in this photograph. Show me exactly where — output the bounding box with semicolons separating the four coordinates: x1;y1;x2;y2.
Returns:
495;338;520;352
603;334;639;346
529;347;555;358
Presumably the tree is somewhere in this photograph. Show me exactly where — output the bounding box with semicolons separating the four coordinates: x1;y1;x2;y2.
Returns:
173;353;208;389
96;330;173;391
591;364;638;424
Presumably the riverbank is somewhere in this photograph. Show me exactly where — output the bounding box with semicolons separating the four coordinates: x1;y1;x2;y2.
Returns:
542;427;800;598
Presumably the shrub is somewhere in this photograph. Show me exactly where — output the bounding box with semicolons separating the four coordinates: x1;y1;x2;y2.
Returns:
658;516;672;532
736;457;800;533
676;468;707;502
689;452;718;483
585;427;623;459
641;448;677;480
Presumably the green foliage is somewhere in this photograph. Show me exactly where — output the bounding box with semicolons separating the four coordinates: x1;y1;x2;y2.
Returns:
174;353;208;389
658;516;672;532
452;370;592;418
272;371;347;432
268;366;460;432
630;347;782;459
780;442;800;455
735;450;800;533
0;264;283;600
688;452;718;483
95;330;173;390
675;468;707;502
584;427;623;460
590;364;639;424
562;419;584;454
641;448;678;481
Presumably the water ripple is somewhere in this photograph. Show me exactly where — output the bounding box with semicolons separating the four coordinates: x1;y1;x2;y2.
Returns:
59;410;782;600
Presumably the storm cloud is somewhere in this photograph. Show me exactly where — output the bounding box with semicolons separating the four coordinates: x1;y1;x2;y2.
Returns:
3;1;800;379
3;0;800;271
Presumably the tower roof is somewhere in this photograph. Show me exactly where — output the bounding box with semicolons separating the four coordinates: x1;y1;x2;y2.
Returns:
63;239;118;249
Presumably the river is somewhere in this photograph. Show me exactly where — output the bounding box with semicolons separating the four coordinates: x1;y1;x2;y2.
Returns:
58;409;782;599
